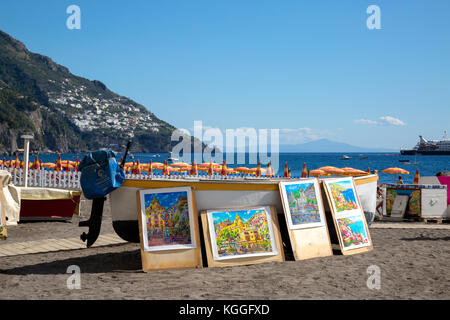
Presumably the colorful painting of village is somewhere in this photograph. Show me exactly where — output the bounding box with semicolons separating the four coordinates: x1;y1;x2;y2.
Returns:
210;208;276;259
284;182;322;226
329;180;359;213
337;216;370;250
143;191;192;249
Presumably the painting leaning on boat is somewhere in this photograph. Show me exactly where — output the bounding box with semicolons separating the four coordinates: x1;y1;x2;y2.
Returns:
207;206;278;261
279;179;326;230
138;187;196;252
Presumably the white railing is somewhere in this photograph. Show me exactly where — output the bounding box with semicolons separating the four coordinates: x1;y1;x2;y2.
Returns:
0;166;281;190
1;167;81;189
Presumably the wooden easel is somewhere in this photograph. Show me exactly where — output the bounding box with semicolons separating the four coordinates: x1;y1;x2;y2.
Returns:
321;178;373;256
200;206;285;267
136;187;202;271
278;180;332;260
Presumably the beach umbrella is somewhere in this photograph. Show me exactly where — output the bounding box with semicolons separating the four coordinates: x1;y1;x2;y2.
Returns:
220;160;228;177
266;162;273;178
319;166;345;175
42;162;56;169
288;168;291;178
135;160;142;175
170;162;190;168
147;159;153;176
255;162;261;177
309;169;326;177
367;167;371;173
340;167;368;176
234;167;251;175
301;162;308;178
382;167;409;175
15;155;20;169
190;161;198;176
382;167;410;184
207;161;214;176
162;160;169;176
74;157;79;172
283;162;289;178
413;168;420;184
55;155;62;172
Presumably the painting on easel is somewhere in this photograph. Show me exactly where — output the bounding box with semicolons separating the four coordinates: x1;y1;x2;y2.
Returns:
207;206;278;261
279;179;326;229
336;215;370;251
138;187;196;252
323;177;372;253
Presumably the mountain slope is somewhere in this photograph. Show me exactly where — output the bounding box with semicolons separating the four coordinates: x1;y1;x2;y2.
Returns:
0;30;180;154
279;139;397;153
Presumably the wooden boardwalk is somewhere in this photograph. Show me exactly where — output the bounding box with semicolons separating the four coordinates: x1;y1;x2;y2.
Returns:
0;234;127;257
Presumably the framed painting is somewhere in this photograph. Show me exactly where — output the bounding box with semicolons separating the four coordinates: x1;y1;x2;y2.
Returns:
279;179;326;230
322;177;372;254
137;187;202;271
138;186;196;251
279;179;332;260
201;206;284;267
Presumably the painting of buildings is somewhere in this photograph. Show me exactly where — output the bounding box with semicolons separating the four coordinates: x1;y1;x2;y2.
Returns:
141;189;194;250
337;215;370;250
208;207;277;260
328;179;359;213
281;180;324;229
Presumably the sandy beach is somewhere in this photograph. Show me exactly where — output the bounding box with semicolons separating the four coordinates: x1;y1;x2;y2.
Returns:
0;197;449;300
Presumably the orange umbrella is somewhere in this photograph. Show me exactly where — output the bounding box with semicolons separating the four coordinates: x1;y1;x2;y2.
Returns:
309;169;327;176
319;166;345;175
42;162;56;169
382;167;409;175
340;167;368;176
234;167;252;174
147;159;153;175
301;162;308;178
283;162;289;178
170;162;191;168
413;168;420;184
55;155;62;172
266;162;273;178
220;160;228;176
207;161;214;176
190;161;198;175
162;160;169;176
255;162;261;177
172;165;191;172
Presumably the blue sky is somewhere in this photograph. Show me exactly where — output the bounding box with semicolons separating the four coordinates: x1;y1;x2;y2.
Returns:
1;1;449;149
144;191;186;209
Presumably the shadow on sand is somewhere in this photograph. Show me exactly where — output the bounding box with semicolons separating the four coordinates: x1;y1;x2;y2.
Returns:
0;248;142;275
400;236;450;241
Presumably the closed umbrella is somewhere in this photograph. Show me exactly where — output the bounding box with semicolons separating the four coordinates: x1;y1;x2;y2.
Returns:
301;162;308;178
413;168;420;184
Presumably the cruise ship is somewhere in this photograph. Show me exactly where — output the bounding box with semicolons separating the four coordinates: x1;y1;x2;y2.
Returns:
400;131;450;155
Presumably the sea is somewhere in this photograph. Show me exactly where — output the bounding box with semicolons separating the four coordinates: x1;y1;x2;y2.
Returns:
2;152;449;185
